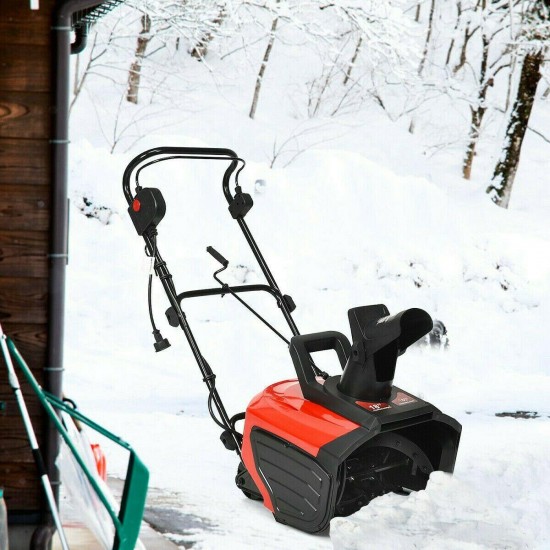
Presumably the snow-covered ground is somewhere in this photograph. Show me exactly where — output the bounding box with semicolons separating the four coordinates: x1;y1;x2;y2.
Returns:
62;15;550;549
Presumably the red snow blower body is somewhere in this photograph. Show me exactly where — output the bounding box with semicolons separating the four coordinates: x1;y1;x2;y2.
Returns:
123;147;461;534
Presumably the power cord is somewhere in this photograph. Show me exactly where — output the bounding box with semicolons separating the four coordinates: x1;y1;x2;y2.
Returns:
146;231;170;352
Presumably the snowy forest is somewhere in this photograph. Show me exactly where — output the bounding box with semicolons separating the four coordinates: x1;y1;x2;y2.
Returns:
64;0;550;548
72;0;550;207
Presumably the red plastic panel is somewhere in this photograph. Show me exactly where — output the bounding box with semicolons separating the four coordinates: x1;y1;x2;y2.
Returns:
241;379;359;511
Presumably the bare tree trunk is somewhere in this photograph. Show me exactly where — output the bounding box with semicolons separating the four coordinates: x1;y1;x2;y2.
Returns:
445;1;462;67
249;16;278;120
73;54;80;97
505;51;518;111
190;8;225;60
312;72;331;116
462;108;484;179
71;53;88;114
410;0;435;134
453;0;483;75
486;51;543;208
343;36;362;86
453;26;470;74
414;2;421;23
462;32;490;179
127;14;151;105
70;32;104;113
418;0;436;76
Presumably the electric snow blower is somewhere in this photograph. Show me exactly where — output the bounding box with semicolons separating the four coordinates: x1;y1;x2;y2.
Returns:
123;147;461;534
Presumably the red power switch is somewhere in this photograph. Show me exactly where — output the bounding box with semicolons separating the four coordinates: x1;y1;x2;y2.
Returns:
132;198;141;212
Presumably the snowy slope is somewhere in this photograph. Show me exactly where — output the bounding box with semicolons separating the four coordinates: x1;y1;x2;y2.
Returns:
64;133;550;549
62;11;550;548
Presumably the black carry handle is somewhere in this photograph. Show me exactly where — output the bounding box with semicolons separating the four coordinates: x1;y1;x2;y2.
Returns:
207;246;229;268
122;147;239;206
289;331;351;393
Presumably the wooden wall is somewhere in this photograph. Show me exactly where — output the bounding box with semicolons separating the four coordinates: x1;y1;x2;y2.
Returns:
0;0;55;514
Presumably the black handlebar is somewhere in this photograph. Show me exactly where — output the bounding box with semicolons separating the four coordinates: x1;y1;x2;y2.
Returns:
122;145;300;338
206;246;229;268
122;147;240;206
289;331;351;395
123;145;304;457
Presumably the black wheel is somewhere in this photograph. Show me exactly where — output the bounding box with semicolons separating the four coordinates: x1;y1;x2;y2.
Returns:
235;461;263;501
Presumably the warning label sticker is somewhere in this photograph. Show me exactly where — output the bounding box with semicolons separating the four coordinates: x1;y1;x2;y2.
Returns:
355;400;391;412
392;392;418;406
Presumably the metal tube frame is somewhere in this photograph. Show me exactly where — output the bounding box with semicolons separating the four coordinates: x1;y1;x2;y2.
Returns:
123;147;302;454
165;284;286;325
122;147;299;333
7;337;149;550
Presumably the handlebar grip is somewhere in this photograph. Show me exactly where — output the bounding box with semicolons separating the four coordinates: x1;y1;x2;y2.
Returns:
206;246;229;268
289;331;351;390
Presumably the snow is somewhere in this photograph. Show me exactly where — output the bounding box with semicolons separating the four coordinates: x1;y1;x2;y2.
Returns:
61;7;550;549
332;418;550;550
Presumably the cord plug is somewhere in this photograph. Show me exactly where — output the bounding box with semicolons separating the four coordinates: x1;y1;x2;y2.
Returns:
152;329;170;352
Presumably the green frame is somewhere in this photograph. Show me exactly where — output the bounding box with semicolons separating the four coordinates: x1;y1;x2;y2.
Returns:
7;338;149;550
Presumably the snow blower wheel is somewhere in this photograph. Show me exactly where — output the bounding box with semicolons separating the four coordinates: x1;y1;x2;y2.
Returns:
123;147;461;534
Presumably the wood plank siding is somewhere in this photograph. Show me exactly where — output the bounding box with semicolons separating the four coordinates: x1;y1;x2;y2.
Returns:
0;0;55;513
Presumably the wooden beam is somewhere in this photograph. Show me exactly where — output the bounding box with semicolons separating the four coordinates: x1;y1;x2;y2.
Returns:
0;139;50;186
0;385;43;421
0;231;49;278
0;323;47;379
0;415;44;463
0;462;41;511
0;185;50;232
0;92;51;140
0;1;51;46
0;0;56;518
0;278;48;325
0;45;50;93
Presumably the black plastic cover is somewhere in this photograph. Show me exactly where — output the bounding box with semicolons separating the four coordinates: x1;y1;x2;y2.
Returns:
283;294;296;312
339;305;433;401
128;187;166;236
228;192;253;219
250;428;334;533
